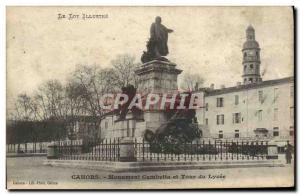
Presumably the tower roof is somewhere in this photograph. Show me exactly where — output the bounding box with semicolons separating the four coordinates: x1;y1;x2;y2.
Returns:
243;25;259;49
246;25;255;31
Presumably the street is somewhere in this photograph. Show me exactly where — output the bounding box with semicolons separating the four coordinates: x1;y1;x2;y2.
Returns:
7;156;294;189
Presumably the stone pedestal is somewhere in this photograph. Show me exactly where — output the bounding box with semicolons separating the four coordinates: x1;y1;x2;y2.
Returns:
47;143;59;159
119;137;137;162
266;142;278;160
134;60;182;135
135;60;182;94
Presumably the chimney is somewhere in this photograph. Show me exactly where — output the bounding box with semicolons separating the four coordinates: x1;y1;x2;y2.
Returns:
220;85;226;89
210;83;214;90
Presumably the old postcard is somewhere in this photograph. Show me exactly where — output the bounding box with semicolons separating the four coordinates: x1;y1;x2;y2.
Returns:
6;6;295;189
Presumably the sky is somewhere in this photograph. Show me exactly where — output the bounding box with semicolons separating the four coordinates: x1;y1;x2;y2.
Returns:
6;6;294;112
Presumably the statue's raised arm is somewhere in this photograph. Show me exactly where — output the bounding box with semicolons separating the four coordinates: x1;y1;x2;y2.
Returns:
166;28;174;33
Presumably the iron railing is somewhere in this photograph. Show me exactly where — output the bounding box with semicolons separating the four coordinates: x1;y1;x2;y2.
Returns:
56;139;120;161
6;142;48;154
54;138;272;162
135;139;269;162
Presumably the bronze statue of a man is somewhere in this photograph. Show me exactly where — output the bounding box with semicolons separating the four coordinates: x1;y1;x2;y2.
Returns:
150;16;173;57
141;16;174;63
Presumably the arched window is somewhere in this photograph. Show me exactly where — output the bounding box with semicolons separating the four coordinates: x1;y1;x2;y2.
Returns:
250;64;253;69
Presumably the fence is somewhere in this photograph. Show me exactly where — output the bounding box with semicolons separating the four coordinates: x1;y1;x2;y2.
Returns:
54;138;273;162
6;142;49;154
56;139;120;161
136;139;270;162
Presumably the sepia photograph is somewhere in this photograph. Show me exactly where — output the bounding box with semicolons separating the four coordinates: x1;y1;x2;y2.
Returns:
6;6;295;190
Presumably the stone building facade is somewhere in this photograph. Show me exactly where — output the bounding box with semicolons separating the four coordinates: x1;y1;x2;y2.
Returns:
196;77;294;142
196;26;294;144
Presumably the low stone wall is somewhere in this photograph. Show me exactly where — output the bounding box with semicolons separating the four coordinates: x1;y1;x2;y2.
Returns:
7;153;47;158
44;159;284;172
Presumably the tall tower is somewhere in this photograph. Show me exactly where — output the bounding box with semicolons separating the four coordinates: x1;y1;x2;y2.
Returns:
242;25;262;84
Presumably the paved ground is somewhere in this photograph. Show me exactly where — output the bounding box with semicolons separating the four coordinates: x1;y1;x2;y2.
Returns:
6;156;294;189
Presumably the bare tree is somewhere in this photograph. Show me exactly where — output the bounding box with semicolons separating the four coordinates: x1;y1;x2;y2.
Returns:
13;93;35;121
10;54;142;141
180;72;205;91
33;79;66;120
65;81;87;117
110;54;140;88
71;64;120;139
72;65;113;117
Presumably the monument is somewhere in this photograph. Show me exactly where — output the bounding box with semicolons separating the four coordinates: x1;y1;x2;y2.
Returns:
137;16;182;94
141;16;174;63
135;16;182;131
98;16;201;162
117;17;183;162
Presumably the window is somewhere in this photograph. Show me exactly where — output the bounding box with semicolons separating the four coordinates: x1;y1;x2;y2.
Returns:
217;97;224;107
290;85;294;97
274;88;279;102
249;78;253;83
219;131;223;139
244;78;247;83
235;130;239;138
273;127;279;137
258;90;263;103
127;120;130;137
244;52;247;57
105;121;108;129
257;110;263;121
244;65;247;71
290;126;294;136
217;114;224;125
234;95;239;105
233;113;241;124
132;120;136;137
250;64;253;69
290;107;294;120
256;51;259;57
205;103;208;111
205;118;208;125
273;108;278;121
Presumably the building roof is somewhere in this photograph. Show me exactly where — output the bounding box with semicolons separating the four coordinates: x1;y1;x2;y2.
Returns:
66;115;100;122
203;76;294;97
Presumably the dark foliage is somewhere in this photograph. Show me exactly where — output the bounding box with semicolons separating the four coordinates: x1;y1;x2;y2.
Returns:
143;91;202;153
148;119;201;154
6;120;68;144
